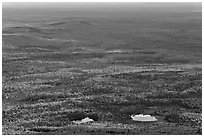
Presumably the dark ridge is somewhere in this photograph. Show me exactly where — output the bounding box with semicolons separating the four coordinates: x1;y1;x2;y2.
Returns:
48;21;68;26
11;26;43;33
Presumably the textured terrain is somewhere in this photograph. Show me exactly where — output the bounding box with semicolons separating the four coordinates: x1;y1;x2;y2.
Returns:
2;3;202;135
